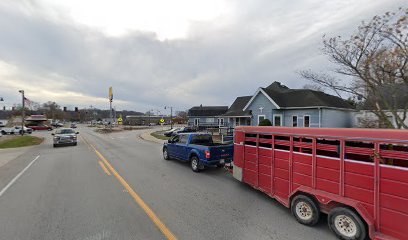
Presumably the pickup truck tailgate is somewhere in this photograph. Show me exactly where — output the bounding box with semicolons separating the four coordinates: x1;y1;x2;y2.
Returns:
209;145;233;161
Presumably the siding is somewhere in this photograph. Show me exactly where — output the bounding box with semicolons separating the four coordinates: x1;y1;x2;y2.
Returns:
246;92;277;126
321;109;353;128
283;109;320;127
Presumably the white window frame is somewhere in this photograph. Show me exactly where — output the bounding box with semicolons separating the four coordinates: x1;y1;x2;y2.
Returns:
235;117;240;127
194;118;200;126
273;114;283;126
218;118;224;126
303;115;310;127
292;115;298;127
258;115;266;125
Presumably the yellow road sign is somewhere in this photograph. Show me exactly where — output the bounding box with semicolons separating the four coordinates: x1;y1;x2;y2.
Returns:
118;117;122;122
159;118;165;123
109;87;113;101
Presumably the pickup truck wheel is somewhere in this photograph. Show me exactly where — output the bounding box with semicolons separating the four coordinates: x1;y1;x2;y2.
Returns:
190;156;201;172
291;195;320;226
328;207;366;240
163;147;170;160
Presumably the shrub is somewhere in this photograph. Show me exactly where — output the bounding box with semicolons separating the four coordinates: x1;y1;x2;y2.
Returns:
259;119;272;126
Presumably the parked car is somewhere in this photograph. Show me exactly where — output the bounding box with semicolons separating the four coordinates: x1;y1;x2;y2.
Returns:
170;127;196;136
162;133;233;172
1;126;33;135
52;128;79;147
70;123;77;128
28;124;53;131
51;122;64;128
163;128;181;137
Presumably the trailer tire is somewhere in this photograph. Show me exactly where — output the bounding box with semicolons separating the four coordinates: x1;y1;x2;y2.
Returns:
291;194;320;226
163;147;170;160
190;156;201;173
328;207;366;240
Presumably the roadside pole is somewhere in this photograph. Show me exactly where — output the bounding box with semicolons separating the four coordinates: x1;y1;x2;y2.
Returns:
19;90;25;136
109;87;113;130
165;106;173;129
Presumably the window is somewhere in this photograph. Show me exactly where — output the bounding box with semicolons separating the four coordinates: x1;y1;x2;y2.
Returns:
258;115;265;125
235;117;240;126
304;115;310;127
218;118;224;126
179;135;188;144
194;118;200;126
292;115;298;127
273;114;282;126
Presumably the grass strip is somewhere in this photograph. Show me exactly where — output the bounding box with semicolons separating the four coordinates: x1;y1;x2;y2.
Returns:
0;136;43;149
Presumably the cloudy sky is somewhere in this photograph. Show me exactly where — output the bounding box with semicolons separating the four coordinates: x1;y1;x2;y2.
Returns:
0;0;405;112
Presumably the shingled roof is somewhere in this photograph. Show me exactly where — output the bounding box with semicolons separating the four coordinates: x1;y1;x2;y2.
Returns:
244;82;355;110
188;106;228;117
221;96;252;117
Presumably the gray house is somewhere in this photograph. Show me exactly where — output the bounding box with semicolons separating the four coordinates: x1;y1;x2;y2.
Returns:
222;82;355;128
221;96;252;128
187;105;228;128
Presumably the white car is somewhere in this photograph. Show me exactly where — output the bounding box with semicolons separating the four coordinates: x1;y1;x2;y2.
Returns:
1;126;33;135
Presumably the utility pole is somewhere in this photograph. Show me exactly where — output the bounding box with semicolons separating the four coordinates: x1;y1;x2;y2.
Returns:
19;90;25;136
109;87;113;129
165;106;173;129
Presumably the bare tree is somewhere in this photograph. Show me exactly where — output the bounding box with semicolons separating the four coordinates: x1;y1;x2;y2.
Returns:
300;7;408;129
302;83;326;93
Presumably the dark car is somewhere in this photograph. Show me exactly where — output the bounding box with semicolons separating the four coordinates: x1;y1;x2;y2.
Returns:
70;123;77;128
170;127;197;136
52;128;78;147
163;128;180;137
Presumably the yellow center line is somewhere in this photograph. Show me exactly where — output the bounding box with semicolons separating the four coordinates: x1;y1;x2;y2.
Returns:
98;161;111;176
81;135;178;240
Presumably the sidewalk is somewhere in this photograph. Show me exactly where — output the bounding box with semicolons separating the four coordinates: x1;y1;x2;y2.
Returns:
139;128;167;144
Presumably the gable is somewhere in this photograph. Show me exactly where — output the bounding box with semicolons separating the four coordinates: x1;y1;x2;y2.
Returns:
245;90;279;111
243;88;280;111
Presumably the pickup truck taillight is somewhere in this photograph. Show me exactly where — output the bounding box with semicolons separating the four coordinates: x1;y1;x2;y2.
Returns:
205;150;210;159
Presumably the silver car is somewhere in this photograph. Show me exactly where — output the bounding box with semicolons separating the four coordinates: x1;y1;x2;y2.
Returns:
52;128;78;147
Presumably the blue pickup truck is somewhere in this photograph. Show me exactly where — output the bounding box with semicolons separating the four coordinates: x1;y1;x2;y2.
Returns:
162;133;233;172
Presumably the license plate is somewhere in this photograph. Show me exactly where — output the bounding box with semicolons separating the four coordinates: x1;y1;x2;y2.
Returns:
219;159;225;164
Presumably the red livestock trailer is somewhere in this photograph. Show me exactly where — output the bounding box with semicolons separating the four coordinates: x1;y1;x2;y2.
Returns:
232;126;408;240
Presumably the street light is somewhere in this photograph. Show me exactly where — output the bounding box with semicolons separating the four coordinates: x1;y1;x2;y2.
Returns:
164;106;173;129
18;90;25;136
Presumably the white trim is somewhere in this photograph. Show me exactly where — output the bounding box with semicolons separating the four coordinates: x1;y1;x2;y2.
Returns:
344;159;374;166
258;115;266;125
281;106;357;111
273;114;283;126
243;88;280;111
380;164;408;171
303;115;311;127
292;115;298;127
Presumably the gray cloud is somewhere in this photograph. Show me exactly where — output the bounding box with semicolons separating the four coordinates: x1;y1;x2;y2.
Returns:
0;0;405;112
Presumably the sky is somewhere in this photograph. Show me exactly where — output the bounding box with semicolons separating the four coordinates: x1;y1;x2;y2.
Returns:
0;0;406;113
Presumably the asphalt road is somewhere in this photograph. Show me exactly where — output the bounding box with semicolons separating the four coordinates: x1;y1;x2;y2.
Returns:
0;126;336;240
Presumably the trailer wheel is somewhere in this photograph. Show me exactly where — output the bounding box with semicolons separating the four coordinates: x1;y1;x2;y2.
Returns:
291;195;320;226
328;207;366;240
163;147;170;160
190;156;201;172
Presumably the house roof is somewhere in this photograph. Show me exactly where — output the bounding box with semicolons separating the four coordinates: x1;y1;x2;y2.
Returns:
188;106;228;117
221;96;252;117
244;82;354;110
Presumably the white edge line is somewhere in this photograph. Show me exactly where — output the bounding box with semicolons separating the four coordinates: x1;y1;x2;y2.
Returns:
0;155;40;197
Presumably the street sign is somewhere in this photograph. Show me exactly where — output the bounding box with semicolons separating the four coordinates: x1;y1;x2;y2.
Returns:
109;87;113;101
159;118;165;123
118;117;123;125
